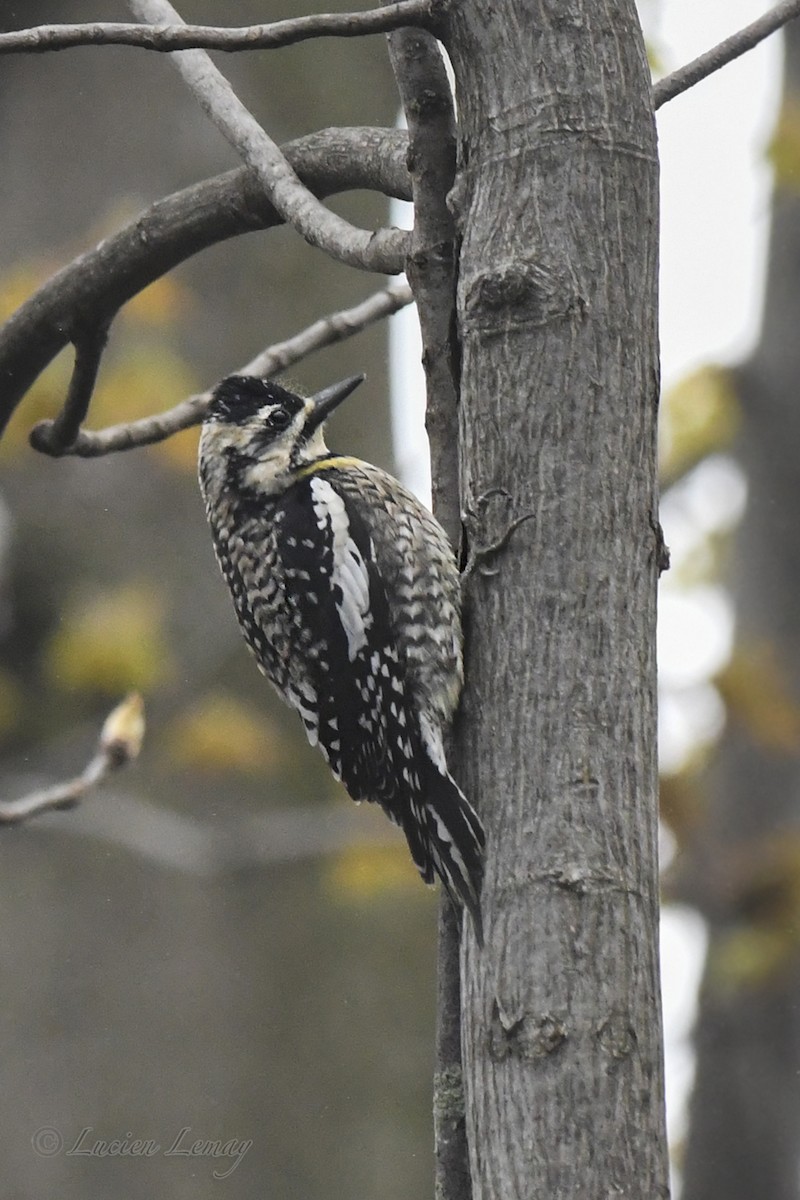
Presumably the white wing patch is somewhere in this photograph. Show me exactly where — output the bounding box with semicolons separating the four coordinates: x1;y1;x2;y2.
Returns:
310;476;371;661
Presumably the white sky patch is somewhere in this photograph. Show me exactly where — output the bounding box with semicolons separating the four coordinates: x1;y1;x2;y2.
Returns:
656;0;783;385
658;586;734;687
388;195;431;507
674;455;748;537
661;906;708;1176
659;682;727;775
661;455;748;572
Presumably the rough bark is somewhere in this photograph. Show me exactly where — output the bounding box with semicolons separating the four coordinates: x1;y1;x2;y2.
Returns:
680;21;800;1200
440;2;668;1196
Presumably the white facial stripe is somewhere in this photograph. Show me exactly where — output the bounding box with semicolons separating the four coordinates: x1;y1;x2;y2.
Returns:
310;477;371;662
202;402;319;498
295;423;327;464
242;449;294;492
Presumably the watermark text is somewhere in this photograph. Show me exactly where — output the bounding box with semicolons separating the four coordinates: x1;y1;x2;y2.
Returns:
32;1125;252;1179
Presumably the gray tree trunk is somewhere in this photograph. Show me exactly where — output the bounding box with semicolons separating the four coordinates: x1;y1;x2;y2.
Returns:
680;22;800;1200
440;3;669;1195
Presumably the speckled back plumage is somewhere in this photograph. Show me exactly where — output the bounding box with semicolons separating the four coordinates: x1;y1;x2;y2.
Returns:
198;374;485;941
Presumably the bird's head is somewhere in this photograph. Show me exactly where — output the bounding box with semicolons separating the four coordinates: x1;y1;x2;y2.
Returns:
199;373;364;496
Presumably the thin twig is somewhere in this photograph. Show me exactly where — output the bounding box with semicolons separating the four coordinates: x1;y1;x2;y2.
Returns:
0;2;436;55
0;695;145;826
128;0;406;274
654;0;800;108
0;126;409;441
242;280;413;377
31;282;413;458
28;324;109;456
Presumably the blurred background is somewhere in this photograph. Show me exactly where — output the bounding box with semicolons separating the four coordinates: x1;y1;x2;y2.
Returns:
0;1;798;1198
0;2;432;1197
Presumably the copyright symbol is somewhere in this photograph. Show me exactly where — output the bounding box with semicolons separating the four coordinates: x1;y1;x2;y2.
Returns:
32;1126;63;1157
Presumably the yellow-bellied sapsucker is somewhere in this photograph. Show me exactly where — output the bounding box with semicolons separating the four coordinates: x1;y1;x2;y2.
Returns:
198;373;485;941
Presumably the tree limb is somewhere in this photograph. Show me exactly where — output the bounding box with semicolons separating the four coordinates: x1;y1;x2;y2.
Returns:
385;25;469;1200
0;695;144;826
242;279;413;378
0;2;436;56
128;0;405;273
386;24;459;534
654;0;800;109
28;324;109;455
0;126;409;441
30;282;413;458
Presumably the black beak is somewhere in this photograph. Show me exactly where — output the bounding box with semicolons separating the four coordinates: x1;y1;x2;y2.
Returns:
306;374;365;434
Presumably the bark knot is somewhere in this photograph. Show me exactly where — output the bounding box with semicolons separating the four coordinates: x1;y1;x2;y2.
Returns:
489;1001;568;1062
463;259;584;330
597;1013;638;1063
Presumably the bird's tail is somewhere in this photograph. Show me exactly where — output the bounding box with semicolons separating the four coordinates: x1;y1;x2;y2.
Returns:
405;756;486;946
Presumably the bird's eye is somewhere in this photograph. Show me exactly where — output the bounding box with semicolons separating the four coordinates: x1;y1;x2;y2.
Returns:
267;407;291;432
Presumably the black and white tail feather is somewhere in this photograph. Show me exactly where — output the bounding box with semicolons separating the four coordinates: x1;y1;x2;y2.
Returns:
410;755;485;945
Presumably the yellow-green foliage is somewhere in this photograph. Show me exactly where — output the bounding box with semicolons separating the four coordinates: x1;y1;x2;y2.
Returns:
325;838;423;901
0;240;200;471
660;365;740;484
645;38;667;78
43;583;174;695
768;96;800;193
165;690;286;776
709;834;800;991
0;667;23;736
718;641;800;754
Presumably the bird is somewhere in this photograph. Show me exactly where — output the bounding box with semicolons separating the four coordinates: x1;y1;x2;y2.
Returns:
198;372;485;942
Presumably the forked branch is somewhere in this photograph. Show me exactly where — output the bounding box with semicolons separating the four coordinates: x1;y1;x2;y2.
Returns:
30;282;413;458
0;126;409;440
128;0;406;273
29;324;109;455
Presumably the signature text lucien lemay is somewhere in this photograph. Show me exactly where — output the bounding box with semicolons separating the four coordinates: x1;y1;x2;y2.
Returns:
31;1124;252;1178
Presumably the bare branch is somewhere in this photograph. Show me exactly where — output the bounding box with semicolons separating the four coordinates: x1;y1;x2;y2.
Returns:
128;0;406;273
241;279;413;377
386;24;459;536
31;394;207;460
0;126;409;441
32;282;413;458
654;0;800;109
0;2;436;56
0;695;145;826
28;324;109;456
